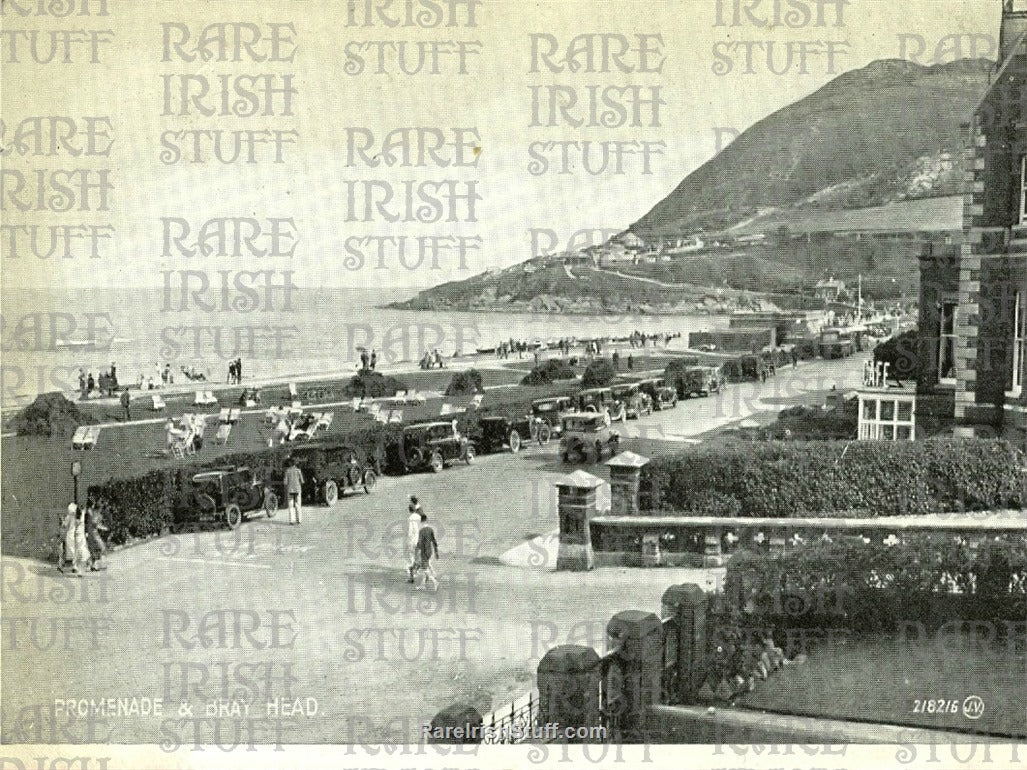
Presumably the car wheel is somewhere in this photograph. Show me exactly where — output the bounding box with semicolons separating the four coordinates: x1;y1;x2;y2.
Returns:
464;445;476;464
509;429;521;453
406;447;425;468
224;503;242;529
430;451;444;473
362;469;377;494
538;424;552;445
323;480;339;506
263;490;278;517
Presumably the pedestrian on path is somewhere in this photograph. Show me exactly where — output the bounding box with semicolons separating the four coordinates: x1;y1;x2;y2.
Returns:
59;504;90;576
85;501;108;571
284;457;304;525
120;389;131;421
415;512;439;592
406;495;423;583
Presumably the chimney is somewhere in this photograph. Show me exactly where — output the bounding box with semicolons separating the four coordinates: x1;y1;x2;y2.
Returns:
1000;0;1027;63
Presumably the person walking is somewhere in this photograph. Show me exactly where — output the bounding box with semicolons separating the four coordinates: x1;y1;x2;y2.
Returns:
415;512;439;592
85;501;108;571
405;495;423;583
360;349;369;371
370;349;377;371
59;504;90;576
120;389;131;421
283;457;304;525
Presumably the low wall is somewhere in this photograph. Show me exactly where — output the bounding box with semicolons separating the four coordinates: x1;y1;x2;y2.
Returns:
689;328;774;352
646;705;977;744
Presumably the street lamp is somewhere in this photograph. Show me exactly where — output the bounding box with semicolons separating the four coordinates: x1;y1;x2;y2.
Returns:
71;460;81;507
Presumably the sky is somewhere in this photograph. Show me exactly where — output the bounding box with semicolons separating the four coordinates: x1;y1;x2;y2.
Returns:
0;0;1001;291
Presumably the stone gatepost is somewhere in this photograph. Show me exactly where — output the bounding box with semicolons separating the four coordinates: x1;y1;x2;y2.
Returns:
605;451;650;516
555;470;603;571
661;584;708;704
702;527;724;567
428;703;483;744
606;610;663;741
538;645;601;740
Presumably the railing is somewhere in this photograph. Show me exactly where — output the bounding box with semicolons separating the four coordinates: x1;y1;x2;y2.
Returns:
480;690;540;744
597;647;623;739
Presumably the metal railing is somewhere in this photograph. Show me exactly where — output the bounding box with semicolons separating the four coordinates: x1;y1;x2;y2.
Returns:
480;690;540;744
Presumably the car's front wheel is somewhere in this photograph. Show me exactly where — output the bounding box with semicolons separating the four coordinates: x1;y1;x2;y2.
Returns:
263;490;278;518
537;423;552;445
224;503;242;529
362;469;377;494
509;429;521;453
464;444;475;464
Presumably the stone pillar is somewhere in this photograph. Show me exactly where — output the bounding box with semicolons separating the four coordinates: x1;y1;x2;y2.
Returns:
428;703;482;744
605;451;650;516
537;645;601;740
661;584;708;705
555;470;602;570
606;610;663;741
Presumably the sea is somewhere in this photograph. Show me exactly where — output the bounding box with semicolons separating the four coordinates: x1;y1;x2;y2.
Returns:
1;286;729;406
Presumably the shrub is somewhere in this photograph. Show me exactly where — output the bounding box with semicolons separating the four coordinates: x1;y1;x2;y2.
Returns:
520;359;576;386
721;536;1027;637
344;371;405;398
640;439;1026;517
12;392;96;437
581;358;616;388
873;329;919;383
445;369;483;396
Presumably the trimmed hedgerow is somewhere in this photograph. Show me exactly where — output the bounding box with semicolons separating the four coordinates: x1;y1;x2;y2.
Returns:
581;358;617;388
640;439;1025;517
520;359;576;386
445;369;483;396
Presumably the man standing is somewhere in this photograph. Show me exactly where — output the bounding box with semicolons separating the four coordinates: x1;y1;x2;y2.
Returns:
120;389;131;421
405;495;422;583
415;512;439;592
370;349;377;371
284;457;304;525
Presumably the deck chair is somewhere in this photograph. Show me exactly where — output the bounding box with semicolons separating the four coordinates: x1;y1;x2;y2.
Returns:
72;426;90;449
394;390;407;399
204;390;218;405
216;422;233;445
389;409;403;423
351;397;362;411
227;408;241;424
314;412;333;433
218;407;230;423
171;428;195;457
265;406;284;425
191;416;206;440
440;403;453;416
194;390;206;406
151;394;166;411
374;410;388;423
291;400;302;410
406;391;426;404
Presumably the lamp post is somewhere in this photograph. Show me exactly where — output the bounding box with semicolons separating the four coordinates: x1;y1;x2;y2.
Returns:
71;461;81;507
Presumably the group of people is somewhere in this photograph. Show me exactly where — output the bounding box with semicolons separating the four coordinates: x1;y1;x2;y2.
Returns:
405;495;440;591
78;364;118;399
359;349;378;372
628;331;678;348
226;358;244;384
419;349;446;369
58;502;108;575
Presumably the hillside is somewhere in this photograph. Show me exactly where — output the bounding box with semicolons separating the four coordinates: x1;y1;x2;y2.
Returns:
391;58;990;313
631;58;990;237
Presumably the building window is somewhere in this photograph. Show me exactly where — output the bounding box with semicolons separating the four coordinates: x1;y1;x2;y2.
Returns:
1011;291;1025;397
858;395;916;441
938;299;958;383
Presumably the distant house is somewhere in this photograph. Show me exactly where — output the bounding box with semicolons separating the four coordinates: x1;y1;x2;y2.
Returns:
614;232;646;250
814;277;847;302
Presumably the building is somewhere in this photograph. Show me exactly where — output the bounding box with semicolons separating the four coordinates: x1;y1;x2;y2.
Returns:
915;0;1027;440
814;277;847;302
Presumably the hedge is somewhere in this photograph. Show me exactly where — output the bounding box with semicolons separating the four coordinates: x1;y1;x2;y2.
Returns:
520;359;576;386
720;535;1027;636
445;369;483;396
639;439;1026;517
12;392;96;437
581;358;616;388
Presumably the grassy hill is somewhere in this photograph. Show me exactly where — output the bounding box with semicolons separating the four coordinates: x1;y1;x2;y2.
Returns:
631;59;989;237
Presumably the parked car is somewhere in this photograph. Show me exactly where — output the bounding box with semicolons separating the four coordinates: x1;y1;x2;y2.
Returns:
282;443;377;506
670;366;719;398
625;391;654;418
819;327;855;359
653;385;678;410
175;466;274;529
559;413;620;463
634;377;665;400
385;421;474;474
696;343;717;352
739;354;772;382
531;396;575;437
472;414;537;453
576;387;626;422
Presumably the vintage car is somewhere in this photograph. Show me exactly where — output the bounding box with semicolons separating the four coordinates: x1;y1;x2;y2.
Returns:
472;414;537;453
385;421;474;474
530;396;575;437
280;443;378;506
819;327;855;359
625;391;654;419
560;413;620;464
653;385;678;410
634;377;664;399
576;387;627;422
669;366;714;398
739;354;773;382
175;466;275;529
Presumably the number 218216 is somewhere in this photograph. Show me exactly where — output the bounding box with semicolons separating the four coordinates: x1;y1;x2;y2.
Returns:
913;699;960;714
